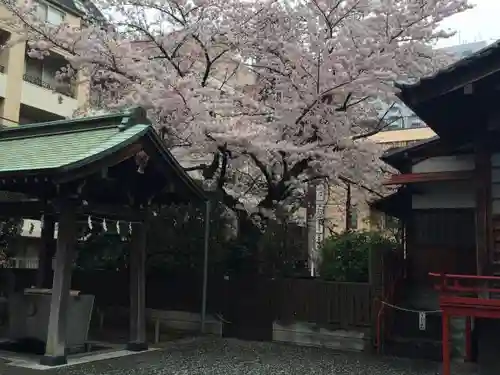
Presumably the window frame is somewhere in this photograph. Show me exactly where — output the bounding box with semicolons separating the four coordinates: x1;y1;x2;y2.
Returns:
35;1;65;26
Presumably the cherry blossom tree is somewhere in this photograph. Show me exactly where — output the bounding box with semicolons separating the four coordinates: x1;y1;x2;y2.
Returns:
0;0;471;224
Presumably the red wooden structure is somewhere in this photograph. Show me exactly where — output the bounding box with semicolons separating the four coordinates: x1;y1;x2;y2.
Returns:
429;273;500;375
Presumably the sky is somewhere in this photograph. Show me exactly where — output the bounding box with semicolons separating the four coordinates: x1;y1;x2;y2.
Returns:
438;0;500;47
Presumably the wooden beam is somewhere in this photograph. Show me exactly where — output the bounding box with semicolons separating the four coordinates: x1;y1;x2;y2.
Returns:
475;137;491;276
384;170;474;185
127;220;148;351
55;142;143;184
0;200;149;221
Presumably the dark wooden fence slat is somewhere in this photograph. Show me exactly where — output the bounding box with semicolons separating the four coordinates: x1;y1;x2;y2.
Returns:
0;270;374;332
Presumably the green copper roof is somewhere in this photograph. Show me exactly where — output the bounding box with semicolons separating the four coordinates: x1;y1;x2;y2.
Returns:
0;107;207;202
0;107;151;174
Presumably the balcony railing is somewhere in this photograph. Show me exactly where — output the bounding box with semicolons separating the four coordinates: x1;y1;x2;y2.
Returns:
23;73;75;98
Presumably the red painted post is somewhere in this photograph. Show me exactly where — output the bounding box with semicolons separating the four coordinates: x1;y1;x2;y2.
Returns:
465;316;472;362
442;311;450;375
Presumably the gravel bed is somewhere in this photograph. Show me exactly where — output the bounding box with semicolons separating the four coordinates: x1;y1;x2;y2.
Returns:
0;337;478;375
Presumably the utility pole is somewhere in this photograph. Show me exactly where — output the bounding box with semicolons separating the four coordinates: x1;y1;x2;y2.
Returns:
306;51;325;276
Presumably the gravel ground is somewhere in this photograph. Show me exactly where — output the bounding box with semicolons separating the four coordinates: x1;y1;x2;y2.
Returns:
0;337;478;375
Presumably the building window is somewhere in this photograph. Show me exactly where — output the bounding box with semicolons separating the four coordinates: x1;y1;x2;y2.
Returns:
0;29;10;74
385;115;403;130
35;1;65;26
0;30;9;47
24;52;75;97
73;0;89;14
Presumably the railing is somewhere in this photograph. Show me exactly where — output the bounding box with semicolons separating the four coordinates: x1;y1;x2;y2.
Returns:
428;272;500;295
428;272;500;367
23;73;75;98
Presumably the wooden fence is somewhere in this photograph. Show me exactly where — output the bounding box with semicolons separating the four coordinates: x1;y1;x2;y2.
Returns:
0;269;212;313
0;269;376;334
274;278;373;329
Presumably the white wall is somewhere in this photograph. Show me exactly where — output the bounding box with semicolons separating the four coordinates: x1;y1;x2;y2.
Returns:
412;155;474;173
0;72;6;98
21;219;58;238
21;81;78;118
412;181;475;209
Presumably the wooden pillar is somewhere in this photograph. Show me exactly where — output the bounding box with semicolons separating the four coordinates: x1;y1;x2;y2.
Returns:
465;316;472;362
40;201;77;366
442;311;450;375
474;137;491;276
127;221;148;351
36;215;56;288
369;241;384;350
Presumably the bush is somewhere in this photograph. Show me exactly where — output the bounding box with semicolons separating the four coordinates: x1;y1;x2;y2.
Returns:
319;230;397;282
0;218;22;267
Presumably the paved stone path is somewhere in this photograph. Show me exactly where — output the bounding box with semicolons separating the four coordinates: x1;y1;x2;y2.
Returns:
0;337;478;375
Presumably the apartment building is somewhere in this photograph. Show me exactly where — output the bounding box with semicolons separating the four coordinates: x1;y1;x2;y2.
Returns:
0;0;102;268
320;41;490;235
0;0;102;127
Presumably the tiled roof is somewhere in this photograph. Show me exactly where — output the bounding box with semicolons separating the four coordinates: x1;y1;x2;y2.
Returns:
381;136;441;171
0;107;207;202
0;108;149;173
0;124;148;173
396;40;500;95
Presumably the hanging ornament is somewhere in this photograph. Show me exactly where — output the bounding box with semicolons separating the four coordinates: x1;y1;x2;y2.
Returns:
116;220;120;235
102;218;108;232
87;216;93;230
129;221;132;235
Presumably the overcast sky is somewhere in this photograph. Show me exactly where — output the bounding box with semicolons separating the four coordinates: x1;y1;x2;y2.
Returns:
438;0;500;47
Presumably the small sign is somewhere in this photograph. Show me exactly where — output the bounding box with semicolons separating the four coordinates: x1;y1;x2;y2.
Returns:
316;184;327;204
418;312;426;331
315;205;324;219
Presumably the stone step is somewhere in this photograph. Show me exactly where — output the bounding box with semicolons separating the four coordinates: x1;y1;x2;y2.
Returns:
272;322;368;352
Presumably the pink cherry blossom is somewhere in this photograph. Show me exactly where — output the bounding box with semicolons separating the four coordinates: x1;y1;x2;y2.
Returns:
0;0;472;220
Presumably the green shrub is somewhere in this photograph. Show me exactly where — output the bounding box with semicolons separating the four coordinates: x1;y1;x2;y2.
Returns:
319;230;397;282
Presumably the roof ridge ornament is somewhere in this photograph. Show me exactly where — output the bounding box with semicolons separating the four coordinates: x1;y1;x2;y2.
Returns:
117;107;149;131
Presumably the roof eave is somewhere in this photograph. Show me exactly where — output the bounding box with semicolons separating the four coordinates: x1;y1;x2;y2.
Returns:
54;127;150;182
396;41;500;112
381;136;441;171
144;129;208;202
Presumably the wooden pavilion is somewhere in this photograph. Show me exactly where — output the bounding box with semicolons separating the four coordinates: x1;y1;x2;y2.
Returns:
373;41;500;374
0;107;207;365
